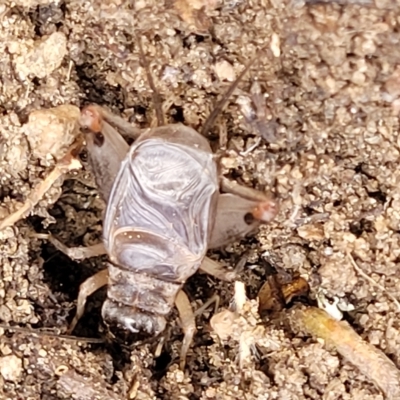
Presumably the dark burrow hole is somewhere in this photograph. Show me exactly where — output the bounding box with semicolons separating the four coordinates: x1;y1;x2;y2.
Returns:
184;272;217;306
367;189;387;204
27;212;102;336
75;63;126;107
169;104;185;123
349;218;374;237
152;351;172;378
75;62;154;132
354;162;375;179
29;1;66;37
182;33;206;49
254;350;273;381
40;242;105;338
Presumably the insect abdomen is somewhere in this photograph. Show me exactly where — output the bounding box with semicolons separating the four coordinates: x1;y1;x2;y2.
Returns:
102;263;183;337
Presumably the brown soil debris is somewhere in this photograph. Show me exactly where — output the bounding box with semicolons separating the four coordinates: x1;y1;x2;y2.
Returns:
1;0;400;399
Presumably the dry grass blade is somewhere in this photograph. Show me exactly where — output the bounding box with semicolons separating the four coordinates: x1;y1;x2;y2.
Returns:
57;370;121;400
290;306;400;399
0;151;81;231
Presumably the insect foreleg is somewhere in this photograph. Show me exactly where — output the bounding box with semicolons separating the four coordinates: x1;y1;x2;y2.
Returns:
81;105;142;140
34;234;107;261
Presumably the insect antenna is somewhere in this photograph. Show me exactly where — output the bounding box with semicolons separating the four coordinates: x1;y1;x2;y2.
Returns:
0;323;105;343
138;37;165;127
201;56;258;137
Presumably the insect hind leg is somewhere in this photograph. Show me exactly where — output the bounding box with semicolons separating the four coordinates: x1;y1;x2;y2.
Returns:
209;189;278;250
68;268;109;334
175;290;196;370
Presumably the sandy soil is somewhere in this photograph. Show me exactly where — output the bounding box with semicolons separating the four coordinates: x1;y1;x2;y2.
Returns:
1;0;400;399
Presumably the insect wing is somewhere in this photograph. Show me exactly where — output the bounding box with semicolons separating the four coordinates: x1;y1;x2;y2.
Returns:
103;138;219;281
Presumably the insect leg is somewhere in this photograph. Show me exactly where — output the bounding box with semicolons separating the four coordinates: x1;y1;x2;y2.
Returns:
208;191;278;249
34;233;107;261
80;105;133;202
193;293;220;317
175;290;196;369
81;104;143;140
199;256;236;282
68;268;109;334
221;176;277;206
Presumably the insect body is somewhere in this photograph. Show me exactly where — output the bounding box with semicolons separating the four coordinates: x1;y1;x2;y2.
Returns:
102;124;219;338
78;101;277;360
58;43;279;366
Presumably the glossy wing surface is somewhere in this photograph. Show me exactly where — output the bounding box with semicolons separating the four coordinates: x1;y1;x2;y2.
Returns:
103;138;218;280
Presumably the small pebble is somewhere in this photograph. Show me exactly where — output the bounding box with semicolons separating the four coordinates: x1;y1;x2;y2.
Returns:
0;355;23;382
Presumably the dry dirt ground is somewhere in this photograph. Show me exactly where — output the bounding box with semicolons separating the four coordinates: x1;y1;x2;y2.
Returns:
1;0;400;399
